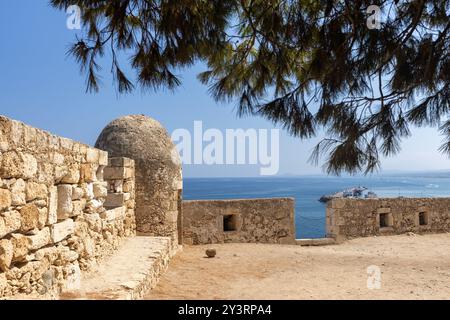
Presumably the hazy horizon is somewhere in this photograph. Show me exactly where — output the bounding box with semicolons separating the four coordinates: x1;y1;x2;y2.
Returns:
184;169;450;178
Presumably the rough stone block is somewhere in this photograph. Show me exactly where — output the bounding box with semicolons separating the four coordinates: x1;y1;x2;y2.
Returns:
57;185;73;220
51;219;75;243
10;179;26;206
19;204;40;232
72;186;84;200
25;182;48;201
418;206;428;213
0;151;37;179
0;239;13;272
98;151;108;166
47;186;58;225
37;207;48;229
377;207;391;214
59;137;74;150
80;164;98;183
47;134;59;149
9;120;23;145
84;213;102;232
0;189;12;211
104;193;125;208
11;234;31;262
104;167;133;180
85;199;103;214
34;199;47;208
93;182;108;198
122;180;133;193
34;246;59;262
82;183;94;200
101;207;125;222
51;152;65;165
0;135;8;152
72;200;86;217
37;162;55;186
86;148;99;163
59;249;79;263
0;210;21;238
54;165;69;183
108;157;134;168
61;164;80;184
28;227;51;250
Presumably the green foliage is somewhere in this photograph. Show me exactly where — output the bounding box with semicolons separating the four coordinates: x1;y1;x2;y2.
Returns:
51;0;449;174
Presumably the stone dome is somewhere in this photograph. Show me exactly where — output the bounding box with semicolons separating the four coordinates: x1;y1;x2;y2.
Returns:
95;115;182;245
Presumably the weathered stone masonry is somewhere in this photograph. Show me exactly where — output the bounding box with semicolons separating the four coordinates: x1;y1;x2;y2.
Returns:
0;113;298;299
182;198;296;245
0;116;136;298
327;198;450;240
96;115;182;249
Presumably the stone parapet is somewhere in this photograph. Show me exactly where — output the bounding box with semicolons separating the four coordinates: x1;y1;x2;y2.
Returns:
0;116;136;298
60;236;174;300
182;198;295;245
327;197;450;240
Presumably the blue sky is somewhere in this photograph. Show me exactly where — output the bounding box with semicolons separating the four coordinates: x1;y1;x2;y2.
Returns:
0;1;448;177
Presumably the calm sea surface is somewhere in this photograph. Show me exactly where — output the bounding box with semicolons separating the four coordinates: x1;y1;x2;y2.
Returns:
183;174;450;239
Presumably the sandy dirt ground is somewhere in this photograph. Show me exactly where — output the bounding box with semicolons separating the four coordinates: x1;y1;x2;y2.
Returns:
146;233;450;300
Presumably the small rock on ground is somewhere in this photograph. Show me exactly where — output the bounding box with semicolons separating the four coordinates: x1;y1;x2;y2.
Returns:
205;249;216;258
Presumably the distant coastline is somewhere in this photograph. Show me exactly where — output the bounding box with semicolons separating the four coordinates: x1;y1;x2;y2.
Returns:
184;174;450;239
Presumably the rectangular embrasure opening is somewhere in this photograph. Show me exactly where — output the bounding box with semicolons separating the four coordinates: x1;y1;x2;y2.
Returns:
379;213;390;228
223;214;237;232
419;212;428;226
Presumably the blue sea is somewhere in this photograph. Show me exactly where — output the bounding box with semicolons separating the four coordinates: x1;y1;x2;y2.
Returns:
183;173;450;239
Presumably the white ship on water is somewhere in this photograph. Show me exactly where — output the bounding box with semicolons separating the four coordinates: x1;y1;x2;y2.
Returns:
319;187;378;203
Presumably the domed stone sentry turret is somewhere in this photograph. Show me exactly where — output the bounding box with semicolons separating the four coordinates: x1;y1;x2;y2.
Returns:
95;115;182;247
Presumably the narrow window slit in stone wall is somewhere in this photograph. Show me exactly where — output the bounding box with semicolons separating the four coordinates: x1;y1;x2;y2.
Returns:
419;212;428;226
223;214;237;232
379;213;389;228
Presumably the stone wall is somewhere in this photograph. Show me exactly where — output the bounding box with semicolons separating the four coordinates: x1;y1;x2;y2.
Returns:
0;116;136;298
95;115;182;248
327;198;450;240
182;198;295;245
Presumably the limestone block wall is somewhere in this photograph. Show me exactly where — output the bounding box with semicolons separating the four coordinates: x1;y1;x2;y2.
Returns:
182;198;295;245
327;198;450;240
95;115;183;248
0;116;136;298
